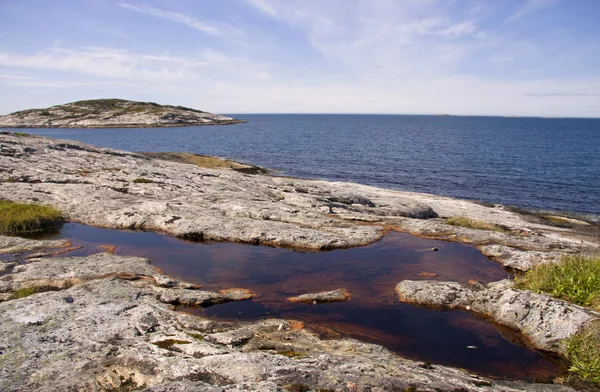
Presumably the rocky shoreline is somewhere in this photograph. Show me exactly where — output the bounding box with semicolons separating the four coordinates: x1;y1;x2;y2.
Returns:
1;131;599;391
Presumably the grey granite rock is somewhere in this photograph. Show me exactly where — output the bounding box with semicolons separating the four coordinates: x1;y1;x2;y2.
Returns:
479;244;562;271
287;288;351;303
0;235;71;254
395;279;600;355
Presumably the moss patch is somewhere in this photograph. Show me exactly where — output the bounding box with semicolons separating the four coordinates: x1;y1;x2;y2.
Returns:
0;200;64;235
284;384;310;392
132;178;153;184
446;217;510;233
515;254;600;308
567;320;600;384
152;339;191;352
10;286;58;299
276;350;306;358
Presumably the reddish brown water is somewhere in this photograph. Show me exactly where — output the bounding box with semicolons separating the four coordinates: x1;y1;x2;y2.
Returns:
25;223;565;380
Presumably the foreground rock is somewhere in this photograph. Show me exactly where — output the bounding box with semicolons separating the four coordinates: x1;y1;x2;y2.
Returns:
0;251;575;391
287;288;351;303
395;279;600;356
0;99;245;128
1;133;597;264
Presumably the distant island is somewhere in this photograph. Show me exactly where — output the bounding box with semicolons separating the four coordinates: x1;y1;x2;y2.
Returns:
0;99;246;128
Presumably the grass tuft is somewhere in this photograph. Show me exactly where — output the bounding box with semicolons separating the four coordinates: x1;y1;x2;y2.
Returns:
10;286;57;299
515;254;600;308
446;217;510;233
0;200;64;235
132;178;153;184
276;350;306;358
566;320;600;384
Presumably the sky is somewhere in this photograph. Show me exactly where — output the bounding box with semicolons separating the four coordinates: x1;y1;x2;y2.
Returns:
1;0;599;117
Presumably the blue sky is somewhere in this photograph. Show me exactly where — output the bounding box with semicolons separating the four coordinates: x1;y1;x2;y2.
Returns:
1;0;599;116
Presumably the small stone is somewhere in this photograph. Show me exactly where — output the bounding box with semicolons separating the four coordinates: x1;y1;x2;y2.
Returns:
287;289;351;304
432;247;439;251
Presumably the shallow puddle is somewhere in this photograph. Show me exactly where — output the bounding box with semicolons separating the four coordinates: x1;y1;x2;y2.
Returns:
31;223;563;380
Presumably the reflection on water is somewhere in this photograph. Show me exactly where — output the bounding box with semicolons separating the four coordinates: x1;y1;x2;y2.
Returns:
40;223;564;380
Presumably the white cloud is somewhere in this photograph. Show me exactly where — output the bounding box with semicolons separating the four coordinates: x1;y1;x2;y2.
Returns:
246;0;278;17
505;0;562;22
119;3;221;35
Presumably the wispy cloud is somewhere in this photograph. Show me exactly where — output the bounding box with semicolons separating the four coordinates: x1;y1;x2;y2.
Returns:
246;0;278;17
0;73;82;88
119;3;221;35
0;46;271;86
506;0;562;22
524;92;600;97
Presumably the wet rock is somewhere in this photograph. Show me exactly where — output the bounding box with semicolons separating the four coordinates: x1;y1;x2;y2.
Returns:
396;279;600;355
153;275;202;289
0;261;16;273
287;288;351;303
24;246;84;259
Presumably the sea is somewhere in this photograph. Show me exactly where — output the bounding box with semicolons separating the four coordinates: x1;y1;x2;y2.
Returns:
15;114;600;219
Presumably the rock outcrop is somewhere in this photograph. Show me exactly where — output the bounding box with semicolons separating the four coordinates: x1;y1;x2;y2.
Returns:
395;279;600;356
0;243;577;392
1;132;597;264
0;99;245;128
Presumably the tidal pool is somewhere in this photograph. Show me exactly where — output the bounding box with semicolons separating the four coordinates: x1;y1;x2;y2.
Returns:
36;223;564;380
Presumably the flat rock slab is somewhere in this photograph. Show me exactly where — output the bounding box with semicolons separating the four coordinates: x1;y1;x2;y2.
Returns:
0;252;159;293
395;279;600;356
287;288;351;303
0;235;71;254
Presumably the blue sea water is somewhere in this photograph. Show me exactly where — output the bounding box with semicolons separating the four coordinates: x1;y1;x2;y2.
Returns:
16;114;600;216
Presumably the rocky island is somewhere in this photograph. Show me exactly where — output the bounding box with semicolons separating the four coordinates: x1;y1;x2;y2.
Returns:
0;99;245;128
1;132;599;391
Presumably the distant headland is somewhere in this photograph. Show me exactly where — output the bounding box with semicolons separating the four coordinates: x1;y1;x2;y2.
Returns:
0;99;246;128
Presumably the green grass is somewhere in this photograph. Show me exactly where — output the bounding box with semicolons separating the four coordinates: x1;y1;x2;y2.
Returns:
132;178;153;184
446;216;510;233
566;320;600;384
0;200;64;235
515;254;600;308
